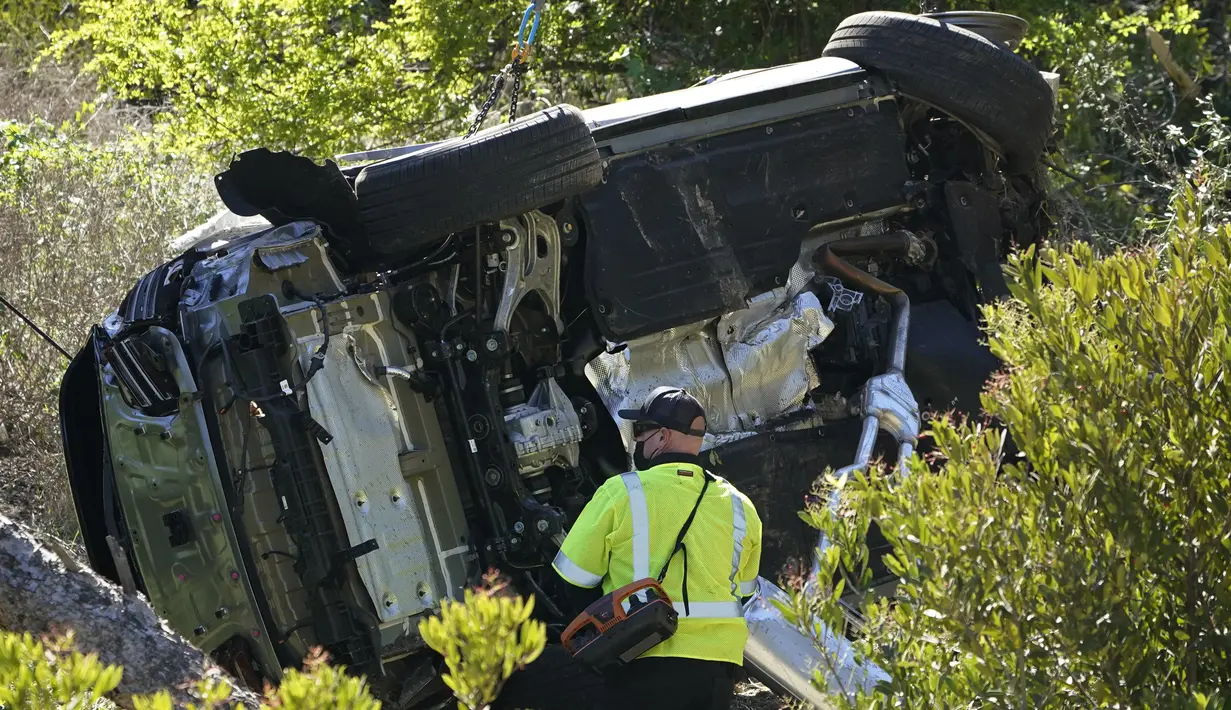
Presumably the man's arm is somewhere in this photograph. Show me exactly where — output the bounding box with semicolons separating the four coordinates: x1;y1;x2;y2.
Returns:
552;480;620;589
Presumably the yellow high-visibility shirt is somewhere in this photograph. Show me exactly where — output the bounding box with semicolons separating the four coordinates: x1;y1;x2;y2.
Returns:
552;457;762;665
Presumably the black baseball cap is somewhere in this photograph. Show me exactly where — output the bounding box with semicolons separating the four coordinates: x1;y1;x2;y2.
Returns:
618;386;707;437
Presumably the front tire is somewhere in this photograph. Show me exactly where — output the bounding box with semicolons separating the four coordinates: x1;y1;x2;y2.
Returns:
352;105;603;269
822;11;1054;172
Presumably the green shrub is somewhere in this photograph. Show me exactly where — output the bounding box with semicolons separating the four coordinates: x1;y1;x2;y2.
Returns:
0;630;123;708
256;649;381;710
0;0;66;54
0;116;214;538
0;627;385;709
419;574;547;710
798;182;1231;708
1016;0;1222;246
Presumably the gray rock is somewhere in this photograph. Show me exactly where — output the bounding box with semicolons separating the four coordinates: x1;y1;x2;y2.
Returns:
0;514;260;709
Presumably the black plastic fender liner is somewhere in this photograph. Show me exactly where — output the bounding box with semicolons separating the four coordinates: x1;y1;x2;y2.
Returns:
215;149;360;229
822;11;1055;172
214;148;367;266
580;100;912;343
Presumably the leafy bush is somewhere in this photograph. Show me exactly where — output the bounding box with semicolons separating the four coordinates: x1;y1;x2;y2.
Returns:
0;117;214;537
1016;0;1224;245
0;0;65;54
797;183;1231;708
0;628;381;709
0;574;548;710
419;573;547;710
47;0;440;162
0;630;123;708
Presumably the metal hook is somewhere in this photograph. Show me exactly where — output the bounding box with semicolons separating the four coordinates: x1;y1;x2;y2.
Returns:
512;1;542;62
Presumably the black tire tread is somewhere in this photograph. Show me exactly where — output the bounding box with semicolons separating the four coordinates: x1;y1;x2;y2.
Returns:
354;104;602;260
822;11;1053;170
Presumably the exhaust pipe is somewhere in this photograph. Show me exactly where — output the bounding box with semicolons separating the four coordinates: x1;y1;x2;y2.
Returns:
744;233;923;707
742;577;887;708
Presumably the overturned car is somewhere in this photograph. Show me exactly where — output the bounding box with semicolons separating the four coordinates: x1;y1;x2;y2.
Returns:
59;12;1055;709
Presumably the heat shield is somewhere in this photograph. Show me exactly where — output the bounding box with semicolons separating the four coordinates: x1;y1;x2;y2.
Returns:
586;288;834;451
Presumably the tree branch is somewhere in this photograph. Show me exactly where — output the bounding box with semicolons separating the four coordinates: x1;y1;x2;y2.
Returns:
1146;27;1199;101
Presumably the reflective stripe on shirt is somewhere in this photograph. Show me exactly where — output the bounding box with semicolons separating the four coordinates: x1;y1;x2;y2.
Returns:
552;550;602;588
738;579;758;597
621;472;650;580
728;494;747;597
622;470;750;611
673;600;744;618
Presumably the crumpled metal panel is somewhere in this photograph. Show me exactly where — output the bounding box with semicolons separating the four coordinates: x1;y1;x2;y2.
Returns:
586;288;833;450
304;335;437;623
860;372;920;446
182;221;320;311
167;207;270;253
255;235;314;272
717;288;832;430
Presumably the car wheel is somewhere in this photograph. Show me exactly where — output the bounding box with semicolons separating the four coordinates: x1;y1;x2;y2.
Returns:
353;104;603;268
822;11;1054;172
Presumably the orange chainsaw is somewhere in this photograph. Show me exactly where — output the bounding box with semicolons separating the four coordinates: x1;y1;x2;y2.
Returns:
560;578;679;668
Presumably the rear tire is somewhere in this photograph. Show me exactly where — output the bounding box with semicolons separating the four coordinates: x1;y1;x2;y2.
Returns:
353;105;602;269
822;11;1054;172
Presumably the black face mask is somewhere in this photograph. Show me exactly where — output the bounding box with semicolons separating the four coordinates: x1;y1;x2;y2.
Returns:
632;431;662;470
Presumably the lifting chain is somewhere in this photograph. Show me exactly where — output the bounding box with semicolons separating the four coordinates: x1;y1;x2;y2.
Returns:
466;70;510;138
506;60;529;125
465;1;541;139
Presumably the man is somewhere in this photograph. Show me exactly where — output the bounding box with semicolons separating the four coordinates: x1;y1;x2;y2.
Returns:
552;386;763;710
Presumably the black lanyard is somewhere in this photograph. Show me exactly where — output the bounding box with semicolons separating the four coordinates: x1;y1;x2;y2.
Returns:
655;471;712;617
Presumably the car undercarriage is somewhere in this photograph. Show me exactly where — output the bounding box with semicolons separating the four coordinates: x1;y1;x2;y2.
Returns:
59;12;1056;709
